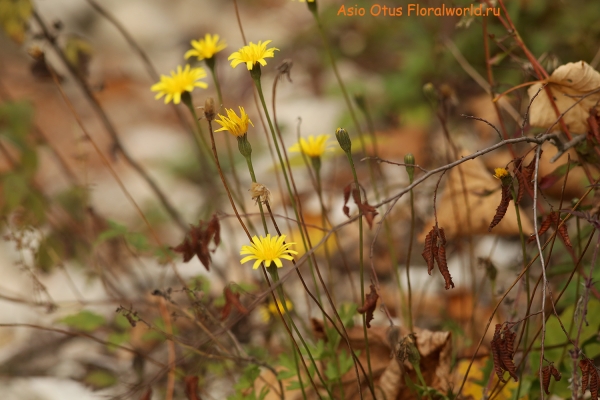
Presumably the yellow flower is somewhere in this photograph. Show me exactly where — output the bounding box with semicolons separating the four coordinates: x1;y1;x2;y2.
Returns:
258;299;293;322
240;234;298;269
228;40;279;70
151;65;208;104
184;34;227;61
214;107;254;137
493;167;509;180
289;135;332;158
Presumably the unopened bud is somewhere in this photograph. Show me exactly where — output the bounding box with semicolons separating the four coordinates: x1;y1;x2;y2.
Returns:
307;0;317;14
204;98;216;122
422;82;438;108
335;127;352;154
404;153;415;183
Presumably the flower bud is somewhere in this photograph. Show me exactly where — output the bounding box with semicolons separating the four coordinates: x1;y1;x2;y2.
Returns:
422;82;438;108
306;0;317;14
404;153;415;183
237;134;252;157
335;127;352;154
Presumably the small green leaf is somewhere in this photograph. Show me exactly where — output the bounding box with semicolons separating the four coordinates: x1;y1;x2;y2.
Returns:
106;332;129;352
83;369;117;389
60;310;106;332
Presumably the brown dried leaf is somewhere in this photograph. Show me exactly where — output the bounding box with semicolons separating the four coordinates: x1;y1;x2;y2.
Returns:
357;284;379;328
528;61;600;134
435;237;454;290
140;388;152;400
489;185;512;232
171;214;222;270
422;226;437;275
222;286;247;320
171;237;194;263
184;375;200;400
588;108;600;143
343;183;352;218
491;324;518;383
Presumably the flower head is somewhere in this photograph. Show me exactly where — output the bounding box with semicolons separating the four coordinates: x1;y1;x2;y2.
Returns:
214;107;254;137
289;135;332;158
240;234;297;269
184;34;227;61
258;299;293;322
151;65;207;104
228;40;279;70
493;168;509;180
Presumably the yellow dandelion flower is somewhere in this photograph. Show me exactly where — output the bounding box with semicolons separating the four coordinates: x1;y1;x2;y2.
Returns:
151;65;208;104
493;168;509;180
258;300;293;322
240;234;298;269
184;33;227;61
228;40;279;70
289;135;332;158
214;107;254;137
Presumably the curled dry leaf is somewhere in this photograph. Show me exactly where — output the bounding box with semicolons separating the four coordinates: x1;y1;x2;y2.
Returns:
491;324;518;382
580;359;600;400
184;375;200;400
357;284;379;328
221;286;247;320
342;183;379;229
419;155;533;240
171;214;221;270
421;227;454;289
527;211;572;248
489;185;512;232
527;61;600;134
542;364;561;395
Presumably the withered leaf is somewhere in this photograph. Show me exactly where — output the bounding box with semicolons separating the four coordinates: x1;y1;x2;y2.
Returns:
221;286;247;320
342;183;352;218
580;358;599;400
489;185;512;232
184;375;200;400
171;214;221;270
542;364;561;395
140;388;152;400
357;284;379;328
491;324;518;383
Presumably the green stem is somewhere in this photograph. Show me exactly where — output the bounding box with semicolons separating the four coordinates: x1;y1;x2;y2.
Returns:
405;187;415;333
244;154;269;235
344;151;375;394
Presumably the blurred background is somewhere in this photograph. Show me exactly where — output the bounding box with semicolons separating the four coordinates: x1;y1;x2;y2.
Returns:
1;0;599;398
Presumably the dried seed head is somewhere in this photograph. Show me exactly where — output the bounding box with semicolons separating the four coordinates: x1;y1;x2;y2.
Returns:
250;182;271;205
204;97;216;121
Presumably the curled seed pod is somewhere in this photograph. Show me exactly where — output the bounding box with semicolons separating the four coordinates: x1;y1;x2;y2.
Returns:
422;227;437;275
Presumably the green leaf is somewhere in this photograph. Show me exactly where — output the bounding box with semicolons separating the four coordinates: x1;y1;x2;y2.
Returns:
0;101;33;149
60;310;106;332
106;332;129;352
83;369;117;389
234;364;260;391
2;172;28;212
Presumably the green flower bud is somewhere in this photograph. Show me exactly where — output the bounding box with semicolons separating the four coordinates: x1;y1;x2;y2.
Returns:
237;134;252;157
307;0;317;14
422;82;438;108
404;153;415;183
335;127;352;154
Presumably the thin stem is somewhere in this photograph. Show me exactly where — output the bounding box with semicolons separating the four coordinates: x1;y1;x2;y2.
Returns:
405;187;415;333
344;151;375;394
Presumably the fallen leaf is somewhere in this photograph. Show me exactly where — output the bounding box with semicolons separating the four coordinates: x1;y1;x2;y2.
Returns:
357;284;379;328
527;61;600;134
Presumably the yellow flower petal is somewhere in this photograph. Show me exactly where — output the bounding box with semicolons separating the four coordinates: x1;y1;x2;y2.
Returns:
239;234;296;269
289;134;332;158
150;64;208;105
228;40;279;70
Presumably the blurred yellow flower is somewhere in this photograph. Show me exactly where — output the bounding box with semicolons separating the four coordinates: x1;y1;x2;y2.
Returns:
184;33;227;61
228;40;279;70
214;107;254;137
289;135;332;158
258;299;293;322
240;234;297;269
493;167;509;180
150;65;207;104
